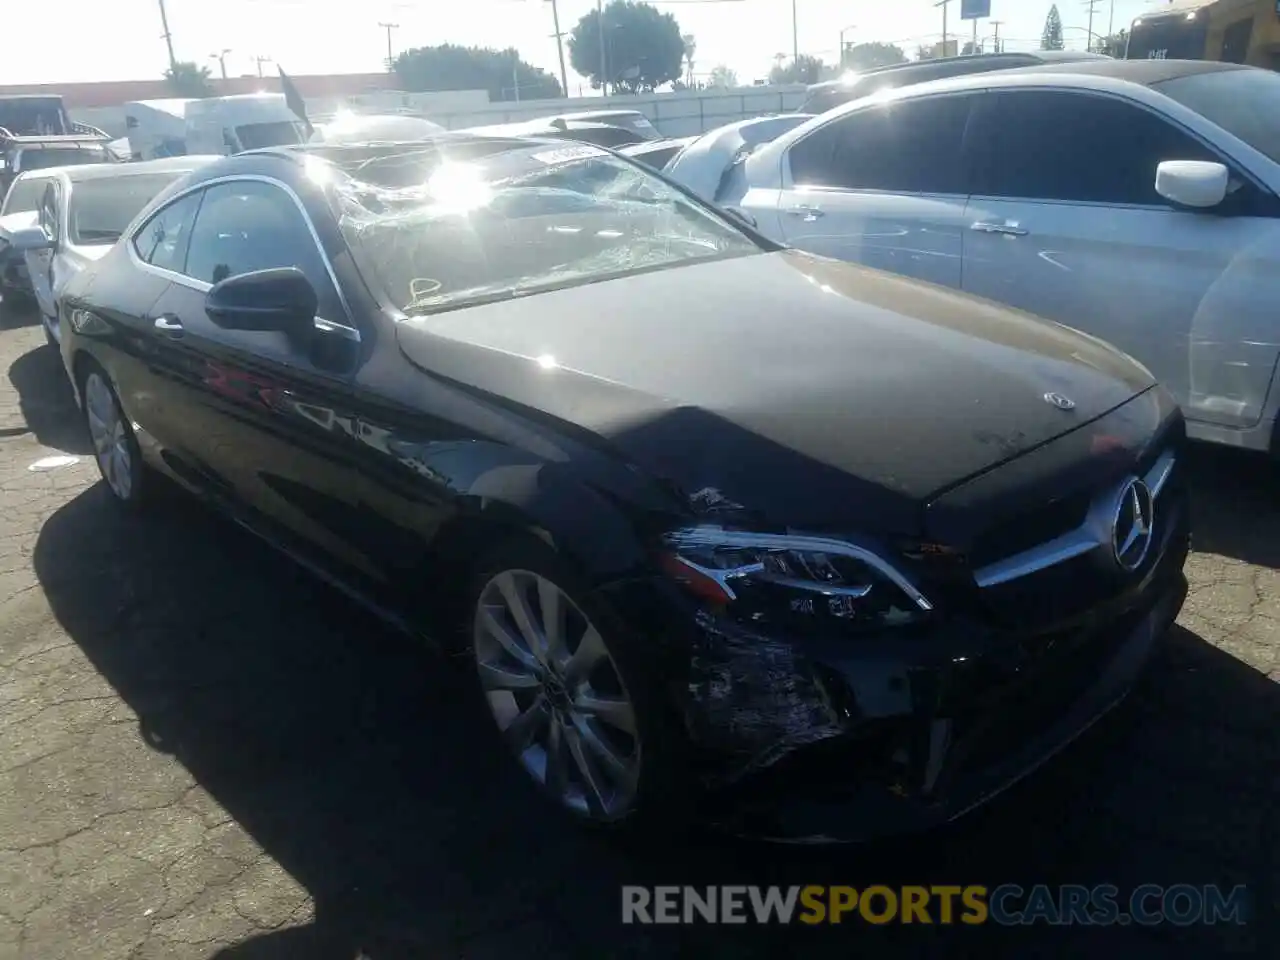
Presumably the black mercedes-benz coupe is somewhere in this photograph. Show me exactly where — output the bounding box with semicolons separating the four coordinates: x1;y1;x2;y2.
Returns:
56;136;1189;842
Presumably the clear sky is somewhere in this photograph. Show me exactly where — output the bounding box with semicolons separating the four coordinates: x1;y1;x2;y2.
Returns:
5;0;1168;91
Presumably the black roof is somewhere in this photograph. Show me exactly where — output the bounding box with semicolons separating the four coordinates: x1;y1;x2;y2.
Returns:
994;58;1249;87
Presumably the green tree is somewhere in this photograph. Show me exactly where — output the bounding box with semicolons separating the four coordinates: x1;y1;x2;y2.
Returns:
1041;4;1066;51
769;54;827;85
707;64;738;88
569;1;685;94
164;61;213;98
394;44;561;102
842;41;908;71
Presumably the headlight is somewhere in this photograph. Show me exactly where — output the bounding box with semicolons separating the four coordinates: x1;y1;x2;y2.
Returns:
660;527;932;634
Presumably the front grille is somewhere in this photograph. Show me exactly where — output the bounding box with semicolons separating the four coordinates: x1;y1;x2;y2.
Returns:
969;442;1180;630
968;490;1091;569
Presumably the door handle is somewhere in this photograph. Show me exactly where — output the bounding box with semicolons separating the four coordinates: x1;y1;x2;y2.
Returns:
153;314;185;338
971;221;1028;237
787;204;825;221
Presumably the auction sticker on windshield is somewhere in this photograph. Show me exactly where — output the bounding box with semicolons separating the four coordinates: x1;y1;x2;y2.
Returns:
530;145;607;165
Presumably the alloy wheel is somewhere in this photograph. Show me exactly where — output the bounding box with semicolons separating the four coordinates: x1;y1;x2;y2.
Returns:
473;569;641;821
84;372;134;502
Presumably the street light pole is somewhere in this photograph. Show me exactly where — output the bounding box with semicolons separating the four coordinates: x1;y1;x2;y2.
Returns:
210;49;231;80
838;24;856;68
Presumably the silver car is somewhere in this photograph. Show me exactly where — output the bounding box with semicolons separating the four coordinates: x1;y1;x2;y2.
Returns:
7;156;218;344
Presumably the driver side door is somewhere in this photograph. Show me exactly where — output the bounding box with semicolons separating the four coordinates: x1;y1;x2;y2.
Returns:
137;178;384;583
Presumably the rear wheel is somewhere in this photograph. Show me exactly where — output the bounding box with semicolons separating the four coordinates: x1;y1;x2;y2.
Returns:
81;364;148;508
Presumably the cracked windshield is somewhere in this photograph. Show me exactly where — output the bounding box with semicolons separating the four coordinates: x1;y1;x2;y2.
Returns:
334;143;761;315
2;0;1278;958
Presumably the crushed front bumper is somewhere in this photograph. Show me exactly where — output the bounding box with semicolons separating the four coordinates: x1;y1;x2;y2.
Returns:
705;568;1186;842
596;459;1190;844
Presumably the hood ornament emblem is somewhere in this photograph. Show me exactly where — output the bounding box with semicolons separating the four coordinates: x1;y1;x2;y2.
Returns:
1043;392;1076;411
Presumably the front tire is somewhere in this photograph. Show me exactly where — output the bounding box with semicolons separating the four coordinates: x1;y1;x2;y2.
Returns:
467;537;686;832
80;363;148;508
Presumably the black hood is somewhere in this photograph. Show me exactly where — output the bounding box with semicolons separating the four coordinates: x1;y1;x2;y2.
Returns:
396;251;1153;533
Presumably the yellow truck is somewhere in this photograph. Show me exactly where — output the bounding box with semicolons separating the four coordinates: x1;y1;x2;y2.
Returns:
1127;0;1280;69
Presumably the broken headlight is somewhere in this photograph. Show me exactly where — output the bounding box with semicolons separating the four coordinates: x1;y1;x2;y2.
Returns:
660;527;933;634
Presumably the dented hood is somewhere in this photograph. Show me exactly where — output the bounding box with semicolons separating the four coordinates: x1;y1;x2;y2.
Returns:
396;250;1153;532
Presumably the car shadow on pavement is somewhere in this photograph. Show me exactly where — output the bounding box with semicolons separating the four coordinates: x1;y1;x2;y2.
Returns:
0;294;39;332
30;476;1275;958
1181;443;1280;570
6;341;92;454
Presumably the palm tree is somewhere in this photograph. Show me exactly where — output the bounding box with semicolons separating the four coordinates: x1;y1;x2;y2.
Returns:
164;61;214;97
682;34;697;87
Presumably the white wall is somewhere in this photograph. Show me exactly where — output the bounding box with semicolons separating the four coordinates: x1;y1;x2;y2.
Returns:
71;85;810;141
427;86;811;136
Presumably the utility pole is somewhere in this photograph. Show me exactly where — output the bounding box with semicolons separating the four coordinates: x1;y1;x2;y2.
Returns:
935;0;950;57
791;0;799;64
971;15;978;54
597;0;609;96
1083;0;1101;50
990;20;1004;53
546;0;569;97
1108;0;1116;38
378;22;399;72
156;0;177;72
254;55;273;78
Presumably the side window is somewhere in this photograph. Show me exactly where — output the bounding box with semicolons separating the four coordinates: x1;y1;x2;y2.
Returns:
184;180;341;316
132;190;204;274
788;96;974;195
968;91;1220;205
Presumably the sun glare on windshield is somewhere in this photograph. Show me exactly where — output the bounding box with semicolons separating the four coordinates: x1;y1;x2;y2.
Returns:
426;162;494;216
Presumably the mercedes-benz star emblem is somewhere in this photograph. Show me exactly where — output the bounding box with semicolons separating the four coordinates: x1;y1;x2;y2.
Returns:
1043;392;1076;411
1111;478;1155;573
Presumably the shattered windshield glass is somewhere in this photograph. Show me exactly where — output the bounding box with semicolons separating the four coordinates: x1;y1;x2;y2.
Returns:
327;141;762;315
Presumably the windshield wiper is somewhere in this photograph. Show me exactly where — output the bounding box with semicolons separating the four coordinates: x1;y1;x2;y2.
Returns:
76;229;121;243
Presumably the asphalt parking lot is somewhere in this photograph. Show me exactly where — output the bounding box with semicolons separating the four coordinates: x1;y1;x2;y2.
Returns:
0;297;1276;959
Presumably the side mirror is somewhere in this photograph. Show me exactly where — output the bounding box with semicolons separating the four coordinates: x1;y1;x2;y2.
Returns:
6;225;55;253
204;267;318;334
723;205;757;229
1155;160;1229;210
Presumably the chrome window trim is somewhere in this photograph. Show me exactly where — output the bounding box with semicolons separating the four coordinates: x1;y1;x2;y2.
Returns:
664;526;934;611
126;173;361;343
974;448;1176;589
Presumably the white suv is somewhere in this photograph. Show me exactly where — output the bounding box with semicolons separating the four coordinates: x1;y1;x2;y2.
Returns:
699;60;1280;455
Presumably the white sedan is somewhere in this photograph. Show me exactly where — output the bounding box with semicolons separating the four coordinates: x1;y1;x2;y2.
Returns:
8;155;218;345
671;59;1280;455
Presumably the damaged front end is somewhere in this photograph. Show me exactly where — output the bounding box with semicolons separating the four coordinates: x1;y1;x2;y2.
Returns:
632;474;1189;843
655;524;937;784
